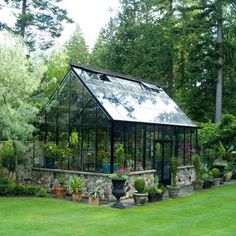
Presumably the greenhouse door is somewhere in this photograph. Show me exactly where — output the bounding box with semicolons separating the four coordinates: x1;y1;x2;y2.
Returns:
154;141;172;185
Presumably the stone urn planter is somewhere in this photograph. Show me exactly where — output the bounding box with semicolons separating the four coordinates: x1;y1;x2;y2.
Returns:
214;178;221;186
133;192;148;205
111;178;126;209
167;185;180;198
192;179;203;191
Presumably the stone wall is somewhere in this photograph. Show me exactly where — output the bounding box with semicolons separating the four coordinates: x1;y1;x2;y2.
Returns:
32;168;156;201
176;165;196;186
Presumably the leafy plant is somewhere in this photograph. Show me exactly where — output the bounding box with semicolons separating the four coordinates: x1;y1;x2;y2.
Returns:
134;178;146;193
0;141;15;172
211;168;220;178
69;176;84;193
89;185;101;199
109;168;129;180
193;154;202;180
148;185;163;197
201;168;214;183
36;188;47;197
115;144;125;169
170;157;178;186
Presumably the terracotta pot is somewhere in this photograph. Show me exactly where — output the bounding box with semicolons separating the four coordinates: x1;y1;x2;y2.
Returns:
54;187;66;199
72;193;82;202
88;196;100;205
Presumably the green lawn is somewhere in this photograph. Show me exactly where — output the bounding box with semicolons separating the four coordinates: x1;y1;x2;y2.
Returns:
1;184;236;236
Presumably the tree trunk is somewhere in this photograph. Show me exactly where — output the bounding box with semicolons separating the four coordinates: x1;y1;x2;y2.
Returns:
13;141;19;184
20;0;27;38
215;0;223;123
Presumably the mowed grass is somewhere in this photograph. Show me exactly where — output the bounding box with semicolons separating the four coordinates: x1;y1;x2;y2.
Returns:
1;184;236;236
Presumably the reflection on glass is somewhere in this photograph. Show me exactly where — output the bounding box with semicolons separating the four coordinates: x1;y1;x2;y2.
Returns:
73;67;196;127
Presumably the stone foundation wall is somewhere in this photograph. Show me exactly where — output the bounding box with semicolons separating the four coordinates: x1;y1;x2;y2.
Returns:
176;165;196;186
32;168;156;201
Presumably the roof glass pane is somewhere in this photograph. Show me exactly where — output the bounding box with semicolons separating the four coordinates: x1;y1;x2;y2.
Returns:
73;67;195;127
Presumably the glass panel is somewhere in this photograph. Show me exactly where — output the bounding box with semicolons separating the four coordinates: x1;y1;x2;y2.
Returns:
73;67;196;126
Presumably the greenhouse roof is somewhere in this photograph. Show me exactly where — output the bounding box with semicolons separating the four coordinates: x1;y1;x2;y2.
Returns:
71;64;196;127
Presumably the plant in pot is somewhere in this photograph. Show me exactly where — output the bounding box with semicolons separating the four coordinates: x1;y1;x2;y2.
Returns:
148;176;165;202
212;168;221;186
167;156;180;198
69;176;84;202
224;162;233;181
201;168;214;189
89;185;101;205
54;177;66;199
133;178;148;205
192;154;203;191
110;168;129;209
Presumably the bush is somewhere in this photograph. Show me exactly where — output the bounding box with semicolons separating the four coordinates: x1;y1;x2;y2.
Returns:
0;184;41;196
212;168;220;178
36;188;47;197
193;154;201;180
148;185;163;197
134;178;146;193
0;178;9;185
24;186;40;195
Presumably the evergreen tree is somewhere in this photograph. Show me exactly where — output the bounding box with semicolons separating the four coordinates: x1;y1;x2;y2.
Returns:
0;0;73;50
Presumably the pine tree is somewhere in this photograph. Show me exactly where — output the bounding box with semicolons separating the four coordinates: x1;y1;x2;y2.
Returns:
0;0;73;50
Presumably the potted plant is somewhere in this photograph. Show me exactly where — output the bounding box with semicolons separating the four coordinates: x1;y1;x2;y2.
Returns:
201;168;214;189
88;185;101;205
224;162;233;181
69;176;84;202
148;176;165;202
212;168;221;186
192;154;203;191
54;177;66;199
133;178;148;205
110;168;129;209
167;156;180;198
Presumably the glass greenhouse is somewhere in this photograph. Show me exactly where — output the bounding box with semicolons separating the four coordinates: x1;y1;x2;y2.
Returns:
37;64;197;184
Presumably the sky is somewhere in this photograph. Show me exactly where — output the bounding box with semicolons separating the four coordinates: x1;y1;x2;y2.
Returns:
0;0;120;50
58;0;120;49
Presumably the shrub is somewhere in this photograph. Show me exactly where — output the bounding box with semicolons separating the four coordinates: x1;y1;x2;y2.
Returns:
171;157;178;186
0;178;9;185
24;186;40;195
36;188;47;197
212;168;220;178
193;154;201;180
134;178;146;193
148;185;163;197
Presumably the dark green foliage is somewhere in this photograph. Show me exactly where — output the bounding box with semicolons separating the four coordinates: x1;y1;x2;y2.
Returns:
193;154;201;180
0;141;15;172
0;178;9;185
0;0;73;50
90;0;236;121
148;185;163;197
134;178;146;193
0;184;40;196
36;188;47;197
170;157;178;186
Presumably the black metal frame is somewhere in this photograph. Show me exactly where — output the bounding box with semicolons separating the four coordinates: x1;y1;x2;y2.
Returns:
37;65;198;180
